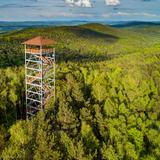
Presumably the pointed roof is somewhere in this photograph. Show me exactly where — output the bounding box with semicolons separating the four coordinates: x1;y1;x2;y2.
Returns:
22;36;56;46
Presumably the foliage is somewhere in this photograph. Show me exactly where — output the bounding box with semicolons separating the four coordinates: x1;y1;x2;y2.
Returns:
0;23;160;159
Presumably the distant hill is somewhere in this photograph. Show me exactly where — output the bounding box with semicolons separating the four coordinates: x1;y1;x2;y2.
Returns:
0;21;89;33
1;22;160;66
112;21;160;28
1;21;160;33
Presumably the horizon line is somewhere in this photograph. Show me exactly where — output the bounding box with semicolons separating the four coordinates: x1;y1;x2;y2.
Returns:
0;20;160;23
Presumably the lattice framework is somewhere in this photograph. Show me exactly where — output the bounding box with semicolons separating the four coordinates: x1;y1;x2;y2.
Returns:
24;44;55;118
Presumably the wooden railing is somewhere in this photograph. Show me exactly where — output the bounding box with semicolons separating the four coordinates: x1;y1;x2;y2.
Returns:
26;48;54;54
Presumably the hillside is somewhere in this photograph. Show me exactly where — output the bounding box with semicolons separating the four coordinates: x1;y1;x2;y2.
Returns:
1;23;160;67
0;23;160;159
112;21;160;28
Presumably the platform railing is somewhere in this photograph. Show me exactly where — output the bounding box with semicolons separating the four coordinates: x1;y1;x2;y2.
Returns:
26;48;54;54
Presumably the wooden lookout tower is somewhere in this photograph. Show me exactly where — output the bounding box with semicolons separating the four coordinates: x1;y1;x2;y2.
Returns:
23;36;56;118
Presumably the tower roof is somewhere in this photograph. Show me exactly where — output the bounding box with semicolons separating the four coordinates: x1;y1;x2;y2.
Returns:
22;36;56;46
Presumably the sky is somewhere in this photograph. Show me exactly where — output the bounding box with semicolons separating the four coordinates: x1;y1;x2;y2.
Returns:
0;0;160;21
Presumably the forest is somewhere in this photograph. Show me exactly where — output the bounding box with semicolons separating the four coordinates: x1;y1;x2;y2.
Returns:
0;23;160;160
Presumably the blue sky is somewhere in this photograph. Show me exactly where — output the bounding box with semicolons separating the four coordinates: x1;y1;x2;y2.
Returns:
0;0;160;21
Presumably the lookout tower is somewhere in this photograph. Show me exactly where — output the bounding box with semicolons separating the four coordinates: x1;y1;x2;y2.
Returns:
23;36;56;118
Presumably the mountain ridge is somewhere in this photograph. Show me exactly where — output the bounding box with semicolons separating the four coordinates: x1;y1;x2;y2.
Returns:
1;21;160;33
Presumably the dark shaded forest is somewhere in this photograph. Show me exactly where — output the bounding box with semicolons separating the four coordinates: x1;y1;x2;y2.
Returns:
0;23;160;160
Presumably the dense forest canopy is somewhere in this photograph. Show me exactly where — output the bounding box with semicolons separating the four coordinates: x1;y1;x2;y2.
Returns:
0;23;160;159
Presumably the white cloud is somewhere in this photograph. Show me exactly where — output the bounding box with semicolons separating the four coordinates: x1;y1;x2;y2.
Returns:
105;0;120;6
38;11;93;18
39;12;75;17
116;12;130;16
65;0;92;7
79;13;93;17
133;12;158;17
102;12;128;18
102;12;160;18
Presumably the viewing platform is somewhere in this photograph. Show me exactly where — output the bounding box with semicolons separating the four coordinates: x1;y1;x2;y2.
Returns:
26;48;55;54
